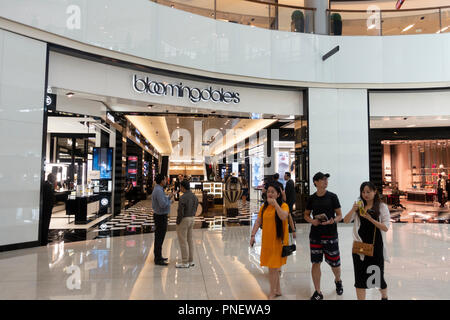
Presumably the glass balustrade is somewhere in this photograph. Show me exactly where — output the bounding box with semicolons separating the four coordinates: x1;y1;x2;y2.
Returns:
328;6;450;36
151;0;450;36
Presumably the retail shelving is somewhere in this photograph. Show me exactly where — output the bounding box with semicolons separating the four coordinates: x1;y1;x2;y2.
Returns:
203;182;223;199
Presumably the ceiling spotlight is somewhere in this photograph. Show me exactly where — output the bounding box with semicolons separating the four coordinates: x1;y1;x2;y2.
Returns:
402;24;415;32
147;105;153;109
66;92;74;98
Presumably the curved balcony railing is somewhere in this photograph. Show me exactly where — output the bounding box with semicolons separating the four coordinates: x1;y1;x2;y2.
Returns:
327;6;450;36
152;0;316;33
152;0;450;36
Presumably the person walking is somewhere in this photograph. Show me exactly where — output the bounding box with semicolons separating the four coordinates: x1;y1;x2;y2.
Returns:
176;180;199;268
437;174;446;208
304;172;343;300
343;181;390;300
446;178;450;207
284;172;297;238
41;173;56;246
272;173;286;202
174;174;184;200
152;173;175;266
250;183;290;299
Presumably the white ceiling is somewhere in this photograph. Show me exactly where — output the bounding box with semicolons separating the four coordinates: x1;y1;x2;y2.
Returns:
47;116;98;134
126;115;172;155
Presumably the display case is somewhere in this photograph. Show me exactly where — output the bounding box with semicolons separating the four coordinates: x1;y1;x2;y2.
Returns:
203;182;223;199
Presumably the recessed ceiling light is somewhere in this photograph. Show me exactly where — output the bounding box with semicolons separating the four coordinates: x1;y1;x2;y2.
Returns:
402;24;415;32
66;92;74;98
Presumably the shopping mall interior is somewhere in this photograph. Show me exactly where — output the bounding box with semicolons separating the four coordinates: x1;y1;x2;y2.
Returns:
0;0;449;302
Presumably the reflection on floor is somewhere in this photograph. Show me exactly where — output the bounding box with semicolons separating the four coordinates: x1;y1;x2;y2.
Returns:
389;199;450;223
47;199;260;245
48;194;450;246
0;223;448;300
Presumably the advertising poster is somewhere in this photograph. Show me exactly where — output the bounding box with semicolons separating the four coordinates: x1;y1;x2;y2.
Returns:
252;156;264;188
277;151;290;188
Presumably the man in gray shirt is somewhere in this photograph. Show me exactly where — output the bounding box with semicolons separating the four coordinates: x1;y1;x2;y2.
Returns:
176;180;198;268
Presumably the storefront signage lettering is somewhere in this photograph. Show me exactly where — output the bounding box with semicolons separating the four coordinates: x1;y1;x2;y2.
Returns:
133;75;240;104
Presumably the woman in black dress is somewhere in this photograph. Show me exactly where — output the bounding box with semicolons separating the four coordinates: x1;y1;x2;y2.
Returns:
344;181;390;300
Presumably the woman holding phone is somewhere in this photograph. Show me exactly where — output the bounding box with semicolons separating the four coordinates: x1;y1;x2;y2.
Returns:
343;181;390;300
250;183;289;299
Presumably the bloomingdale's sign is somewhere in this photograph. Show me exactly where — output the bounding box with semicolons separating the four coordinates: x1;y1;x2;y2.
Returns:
133;75;240;104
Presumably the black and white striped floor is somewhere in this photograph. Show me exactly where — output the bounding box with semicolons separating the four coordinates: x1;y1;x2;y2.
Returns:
91;200;260;238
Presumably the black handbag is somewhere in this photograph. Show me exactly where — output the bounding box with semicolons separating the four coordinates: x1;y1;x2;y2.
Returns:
282;233;296;257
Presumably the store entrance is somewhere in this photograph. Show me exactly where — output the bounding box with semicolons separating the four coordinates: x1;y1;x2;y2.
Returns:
43;90;308;244
370;126;450;224
115;113;307;227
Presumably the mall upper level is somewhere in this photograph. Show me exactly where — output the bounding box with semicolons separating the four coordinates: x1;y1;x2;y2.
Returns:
1;0;450;87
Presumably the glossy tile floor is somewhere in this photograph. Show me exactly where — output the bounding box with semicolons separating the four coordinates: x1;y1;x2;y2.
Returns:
0;222;448;300
390;200;450;223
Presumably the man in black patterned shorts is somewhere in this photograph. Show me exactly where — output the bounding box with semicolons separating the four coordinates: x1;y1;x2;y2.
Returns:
304;172;343;300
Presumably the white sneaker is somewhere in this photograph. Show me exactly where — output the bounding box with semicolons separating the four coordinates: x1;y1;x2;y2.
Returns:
176;263;190;268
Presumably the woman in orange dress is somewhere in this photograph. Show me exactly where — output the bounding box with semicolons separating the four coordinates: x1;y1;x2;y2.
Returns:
250;183;290;299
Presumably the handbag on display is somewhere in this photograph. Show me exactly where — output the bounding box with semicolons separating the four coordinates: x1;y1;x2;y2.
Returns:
281;233;296;257
352;225;376;257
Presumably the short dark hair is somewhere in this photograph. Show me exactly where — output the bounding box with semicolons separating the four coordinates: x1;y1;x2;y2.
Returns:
180;180;190;190
273;173;279;180
155;174;165;184
47;173;56;183
284;172;291;178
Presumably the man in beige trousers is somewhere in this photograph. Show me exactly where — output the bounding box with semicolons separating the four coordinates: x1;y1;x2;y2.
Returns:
176;180;198;268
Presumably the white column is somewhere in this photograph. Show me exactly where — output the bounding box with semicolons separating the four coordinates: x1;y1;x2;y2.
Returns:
304;0;329;35
308;88;369;214
109;128;116;214
0;30;47;247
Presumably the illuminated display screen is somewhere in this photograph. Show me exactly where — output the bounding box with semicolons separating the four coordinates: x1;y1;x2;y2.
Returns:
92;147;113;179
